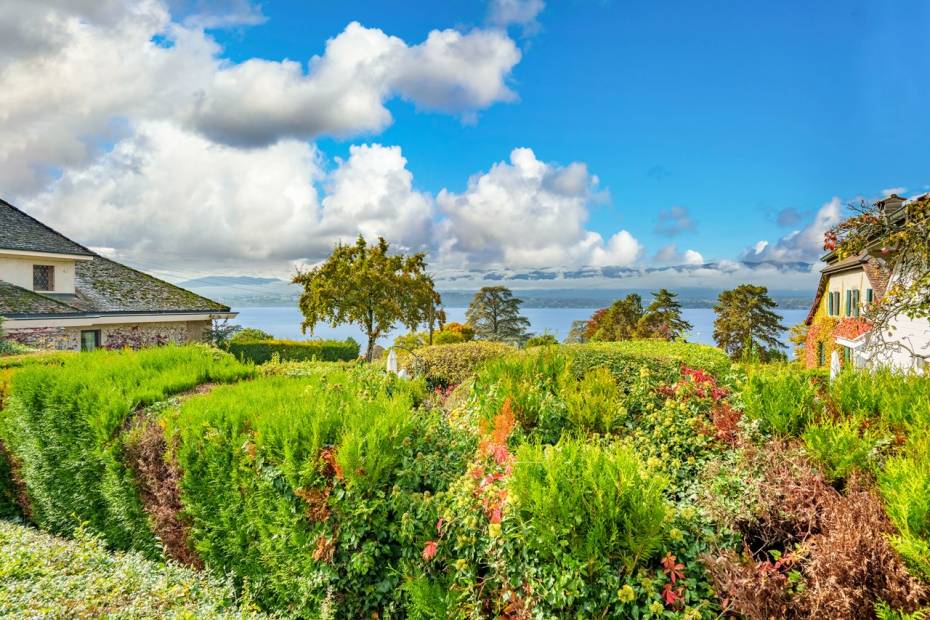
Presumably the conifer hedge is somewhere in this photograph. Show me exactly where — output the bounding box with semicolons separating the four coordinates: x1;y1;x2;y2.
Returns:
0;346;252;555
227;338;359;364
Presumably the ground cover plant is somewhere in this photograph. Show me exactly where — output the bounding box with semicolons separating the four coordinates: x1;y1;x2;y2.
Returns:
0;340;928;619
0;520;266;619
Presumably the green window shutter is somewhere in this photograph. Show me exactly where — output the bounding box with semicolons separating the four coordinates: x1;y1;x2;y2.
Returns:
853;290;860;317
828;292;834;315
817;342;825;366
867;288;874;304
846;290;852;316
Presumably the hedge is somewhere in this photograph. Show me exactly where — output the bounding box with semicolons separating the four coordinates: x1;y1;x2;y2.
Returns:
567;340;732;387
227;338;359;364
0;345;252;555
404;341;515;387
165;366;472;616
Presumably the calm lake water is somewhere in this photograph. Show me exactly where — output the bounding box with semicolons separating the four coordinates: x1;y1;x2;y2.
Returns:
233;306;809;358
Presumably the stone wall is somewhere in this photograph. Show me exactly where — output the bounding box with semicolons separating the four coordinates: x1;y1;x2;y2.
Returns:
5;320;212;352
5;326;80;351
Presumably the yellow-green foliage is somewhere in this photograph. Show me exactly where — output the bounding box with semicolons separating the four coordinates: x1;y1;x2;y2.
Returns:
879;433;930;582
0;520;266;619
802;415;887;482
511;440;669;574
742;364;825;436
0;345;251;554
409;340;514;386
166;366;470;617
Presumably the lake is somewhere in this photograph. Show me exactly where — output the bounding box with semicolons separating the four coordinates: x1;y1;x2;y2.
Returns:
233;306;809;358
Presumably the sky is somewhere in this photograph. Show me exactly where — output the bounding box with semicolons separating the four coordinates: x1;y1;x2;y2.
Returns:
1;0;928;291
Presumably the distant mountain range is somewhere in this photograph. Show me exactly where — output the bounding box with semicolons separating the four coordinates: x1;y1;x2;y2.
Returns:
180;275;815;310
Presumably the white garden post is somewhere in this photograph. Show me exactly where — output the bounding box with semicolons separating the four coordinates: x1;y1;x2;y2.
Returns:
829;350;841;382
386;349;398;374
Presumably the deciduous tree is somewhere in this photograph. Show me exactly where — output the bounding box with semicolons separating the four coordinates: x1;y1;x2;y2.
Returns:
713;284;786;361
465;286;530;342
294;236;440;361
590;294;644;341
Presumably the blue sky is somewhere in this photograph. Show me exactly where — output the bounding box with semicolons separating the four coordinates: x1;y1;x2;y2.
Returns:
207;0;930;260
4;0;928;289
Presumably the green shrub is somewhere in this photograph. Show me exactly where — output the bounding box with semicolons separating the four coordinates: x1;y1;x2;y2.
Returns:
408;341;514;386
830;369;930;431
432;330;465;345
167;366;471;617
511;440;669;573
227;338;359;364
741;364;824;436
879;433;930;582
562;366;626;435
525;333;558;347
229;327;274;343
0;520;266;619
569;340;731;376
0;345;251;555
803;415;887;482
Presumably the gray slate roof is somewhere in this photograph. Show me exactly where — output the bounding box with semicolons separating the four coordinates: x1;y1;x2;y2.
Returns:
0;199;93;256
0;200;230;318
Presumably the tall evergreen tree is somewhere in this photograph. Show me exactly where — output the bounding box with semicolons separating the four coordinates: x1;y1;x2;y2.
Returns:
713;284;786;361
466;286;531;341
638;288;693;340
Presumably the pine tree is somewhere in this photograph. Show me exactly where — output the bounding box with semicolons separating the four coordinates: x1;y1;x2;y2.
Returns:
713;284;786;361
466;286;531;342
638;289;693;340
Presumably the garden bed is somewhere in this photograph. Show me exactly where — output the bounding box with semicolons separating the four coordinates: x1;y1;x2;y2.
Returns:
0;342;927;618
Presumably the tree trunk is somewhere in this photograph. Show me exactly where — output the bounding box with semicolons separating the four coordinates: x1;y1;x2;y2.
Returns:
366;336;376;363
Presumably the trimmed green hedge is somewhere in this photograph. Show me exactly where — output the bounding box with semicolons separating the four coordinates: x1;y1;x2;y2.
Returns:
166;366;472;616
405;341;515;387
227;338;359;364
566;340;732;389
0;345;252;555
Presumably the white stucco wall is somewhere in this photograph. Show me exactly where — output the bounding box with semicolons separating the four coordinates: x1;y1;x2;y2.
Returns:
825;267;873;317
0;254;77;293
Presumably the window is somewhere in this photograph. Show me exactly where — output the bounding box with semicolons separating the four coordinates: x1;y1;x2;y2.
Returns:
828;291;841;316
817;342;825;367
866;288;874;305
80;330;100;352
852;289;860;317
846;290;853;317
33;265;55;291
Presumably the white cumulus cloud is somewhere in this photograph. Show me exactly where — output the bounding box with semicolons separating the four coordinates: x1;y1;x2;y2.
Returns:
0;1;522;193
437;148;642;268
742;197;843;263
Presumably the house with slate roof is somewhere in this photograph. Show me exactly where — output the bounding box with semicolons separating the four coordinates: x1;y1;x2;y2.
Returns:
803;193;929;372
0;199;235;351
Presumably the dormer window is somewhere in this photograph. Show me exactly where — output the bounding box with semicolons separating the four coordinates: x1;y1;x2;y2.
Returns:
33;265;55;292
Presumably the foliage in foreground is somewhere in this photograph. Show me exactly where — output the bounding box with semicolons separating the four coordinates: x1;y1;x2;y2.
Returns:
1;341;928;619
0;520;266;619
167;367;473;617
0;345;252;555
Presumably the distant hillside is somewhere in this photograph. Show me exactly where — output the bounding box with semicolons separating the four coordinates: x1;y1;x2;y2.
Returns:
179;276;284;287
